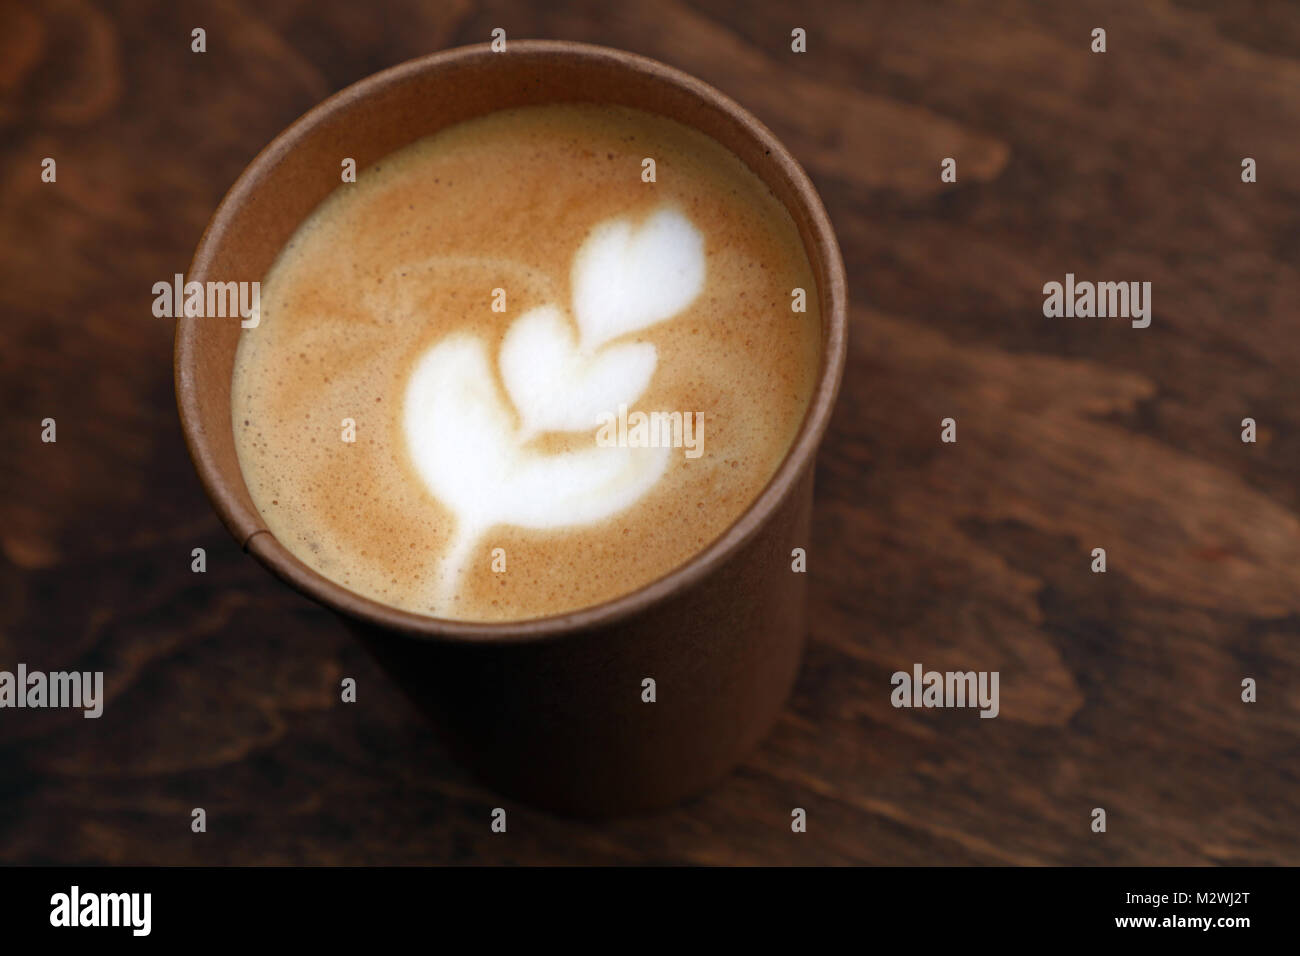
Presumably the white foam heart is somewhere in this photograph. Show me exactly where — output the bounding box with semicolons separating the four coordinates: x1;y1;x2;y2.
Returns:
572;206;706;350
500;305;657;439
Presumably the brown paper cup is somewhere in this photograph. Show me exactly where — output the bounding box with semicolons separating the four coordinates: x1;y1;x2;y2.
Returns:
174;40;847;815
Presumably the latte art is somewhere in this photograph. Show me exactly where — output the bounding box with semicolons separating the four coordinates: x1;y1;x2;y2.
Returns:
232;104;821;622
405;207;703;606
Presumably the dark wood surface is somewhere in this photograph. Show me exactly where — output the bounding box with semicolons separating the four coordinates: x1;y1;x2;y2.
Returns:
2;0;1298;865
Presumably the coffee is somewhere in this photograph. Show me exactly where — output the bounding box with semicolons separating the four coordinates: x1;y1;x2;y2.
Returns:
231;103;820;622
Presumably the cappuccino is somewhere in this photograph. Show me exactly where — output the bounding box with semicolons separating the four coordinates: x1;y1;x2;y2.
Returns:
232;104;820;622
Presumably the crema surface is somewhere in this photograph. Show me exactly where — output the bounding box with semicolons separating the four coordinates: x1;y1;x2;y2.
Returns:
232;104;821;622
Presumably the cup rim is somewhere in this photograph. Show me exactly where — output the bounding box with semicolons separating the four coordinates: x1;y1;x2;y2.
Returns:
176;39;847;644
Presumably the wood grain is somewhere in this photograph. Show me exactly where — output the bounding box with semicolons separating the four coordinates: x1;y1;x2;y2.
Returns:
1;0;1297;864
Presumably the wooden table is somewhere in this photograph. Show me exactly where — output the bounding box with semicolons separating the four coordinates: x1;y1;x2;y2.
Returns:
2;0;1297;865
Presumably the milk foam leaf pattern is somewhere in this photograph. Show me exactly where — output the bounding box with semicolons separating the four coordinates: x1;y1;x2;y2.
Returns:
402;205;706;611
